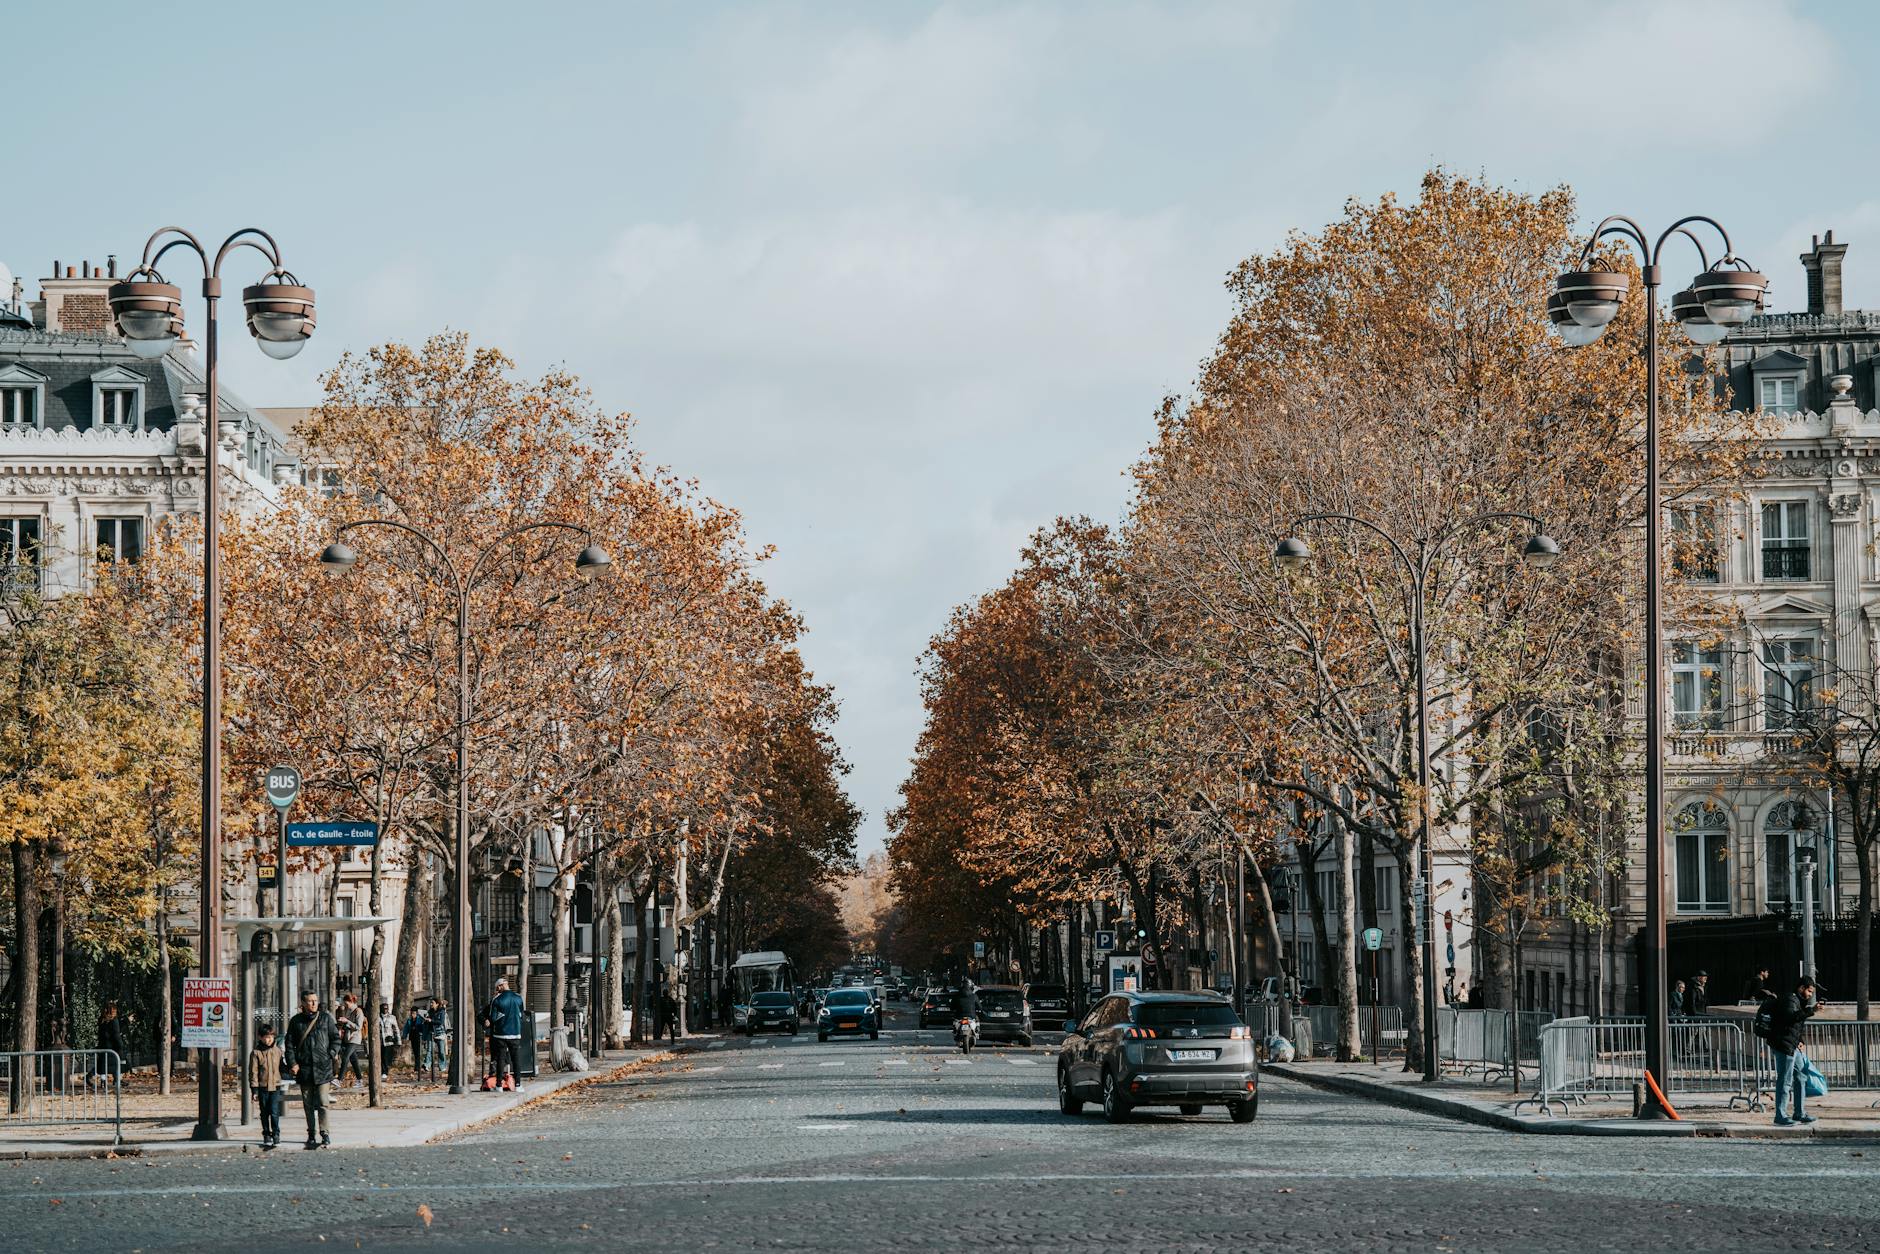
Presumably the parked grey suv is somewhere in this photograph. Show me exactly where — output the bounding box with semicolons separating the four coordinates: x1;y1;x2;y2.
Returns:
1057;991;1257;1123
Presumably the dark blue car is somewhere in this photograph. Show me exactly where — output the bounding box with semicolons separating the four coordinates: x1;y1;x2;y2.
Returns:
818;988;880;1041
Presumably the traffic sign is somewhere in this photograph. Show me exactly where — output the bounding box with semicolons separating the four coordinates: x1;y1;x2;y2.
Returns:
265;766;301;810
1362;927;1382;951
257;860;278;890
1140;942;1158;966
1094;929;1115;952
972;941;986;959
286;820;378;847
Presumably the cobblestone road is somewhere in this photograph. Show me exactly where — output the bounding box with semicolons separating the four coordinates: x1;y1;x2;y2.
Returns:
7;1011;1880;1252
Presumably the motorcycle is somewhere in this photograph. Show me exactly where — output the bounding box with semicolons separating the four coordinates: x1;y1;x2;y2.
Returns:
953;1016;978;1054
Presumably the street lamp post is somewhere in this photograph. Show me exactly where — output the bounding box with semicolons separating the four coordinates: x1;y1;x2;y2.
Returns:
1547;215;1767;1115
110;228;315;1142
319;524;609;1093
1277;513;1560;1082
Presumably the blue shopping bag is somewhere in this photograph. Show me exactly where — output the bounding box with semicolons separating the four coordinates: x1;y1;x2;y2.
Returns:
1798;1051;1829;1099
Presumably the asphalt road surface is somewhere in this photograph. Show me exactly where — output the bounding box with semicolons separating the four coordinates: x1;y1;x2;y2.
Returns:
8;1007;1880;1252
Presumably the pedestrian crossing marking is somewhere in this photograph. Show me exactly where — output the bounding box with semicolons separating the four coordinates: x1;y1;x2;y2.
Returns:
707;1040;728;1049
818;1060;845;1067
944;1058;971;1066
1007;1058;1037;1066
883;1058;910;1066
758;1063;784;1070
690;1066;724;1073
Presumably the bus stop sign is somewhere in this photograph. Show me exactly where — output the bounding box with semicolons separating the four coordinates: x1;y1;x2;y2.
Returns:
265;766;301;811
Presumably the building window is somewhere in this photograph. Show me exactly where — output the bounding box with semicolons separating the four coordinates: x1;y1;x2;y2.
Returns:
301;465;343;498
1764;801;1831;909
1761;501;1810;580
1674;803;1730;913
1375;867;1394;913
95;516;144;564
1671;642;1726;730
1759;376;1799;411
0;517;40;592
1669;504;1721;582
1;386;37;427
98;388;137;428
1762;638;1815;730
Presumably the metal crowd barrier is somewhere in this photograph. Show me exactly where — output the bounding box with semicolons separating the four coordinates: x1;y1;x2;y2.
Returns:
1;1050;124;1146
1438;1008;1554;1084
1516;1017;1755;1116
1302;1005;1405;1058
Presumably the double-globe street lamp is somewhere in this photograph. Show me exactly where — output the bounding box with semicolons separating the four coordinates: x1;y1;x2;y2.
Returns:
1276;512;1561;1082
319;523;610;1093
110;228;316;1141
1548;216;1767;1115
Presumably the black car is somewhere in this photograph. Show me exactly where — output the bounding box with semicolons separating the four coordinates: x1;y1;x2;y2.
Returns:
744;991;798;1036
1027;983;1070;1029
974;985;1033;1047
918;989;956;1029
818;988;880;1041
1057;991;1257;1124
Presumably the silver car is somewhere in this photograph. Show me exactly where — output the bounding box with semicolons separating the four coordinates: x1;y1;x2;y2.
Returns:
1057;991;1257;1123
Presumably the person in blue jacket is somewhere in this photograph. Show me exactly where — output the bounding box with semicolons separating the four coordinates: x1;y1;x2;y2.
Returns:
483;978;527;1091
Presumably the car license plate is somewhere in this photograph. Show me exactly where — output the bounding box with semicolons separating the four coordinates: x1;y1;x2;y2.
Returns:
988;1012;1010;1019
840;1020;858;1029
1170;1049;1217;1062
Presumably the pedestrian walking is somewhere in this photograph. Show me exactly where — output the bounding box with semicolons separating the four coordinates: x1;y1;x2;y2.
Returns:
336;993;366;1088
1741;967;1774;1004
1766;975;1822;1126
1668;979;1686;1018
483;977;526;1091
284;991;339;1150
249;1022;285;1149
1687;971;1710;1017
658;988;680;1043
377;1001;400;1080
425;997;450;1082
90;1003;126;1091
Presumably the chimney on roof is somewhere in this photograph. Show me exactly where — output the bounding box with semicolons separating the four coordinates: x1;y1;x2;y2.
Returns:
40;259;118;337
1801;230;1849;317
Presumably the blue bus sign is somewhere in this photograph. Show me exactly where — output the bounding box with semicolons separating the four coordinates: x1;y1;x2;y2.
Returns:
286;821;379;848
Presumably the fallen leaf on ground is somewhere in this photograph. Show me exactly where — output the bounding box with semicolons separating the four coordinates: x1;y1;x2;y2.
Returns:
417;1204;434;1228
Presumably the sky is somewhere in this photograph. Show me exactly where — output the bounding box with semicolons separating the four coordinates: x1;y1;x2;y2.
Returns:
8;0;1879;855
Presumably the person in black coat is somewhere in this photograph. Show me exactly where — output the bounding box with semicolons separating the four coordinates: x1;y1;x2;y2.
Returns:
1740;967;1774;1004
1687;971;1710;1017
285;992;340;1148
1767;976;1821;1126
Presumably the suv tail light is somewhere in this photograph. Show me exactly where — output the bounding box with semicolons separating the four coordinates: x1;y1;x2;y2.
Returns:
1122;1026;1159;1040
1229;1026;1251;1040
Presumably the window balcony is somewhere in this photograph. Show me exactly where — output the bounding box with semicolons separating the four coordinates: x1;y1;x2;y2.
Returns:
1762;545;1811;581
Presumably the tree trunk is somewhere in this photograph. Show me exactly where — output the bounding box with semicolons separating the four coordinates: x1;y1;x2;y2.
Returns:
393;848;428;1025
323;857;342;1010
674;830;688;1037
10;841;38;1112
1252;862;1287;981
49;840;67;1051
605;894;625;1047
1334;816;1361;1062
1395;856;1428;1074
1298;839;1333;1000
550;869;572;1035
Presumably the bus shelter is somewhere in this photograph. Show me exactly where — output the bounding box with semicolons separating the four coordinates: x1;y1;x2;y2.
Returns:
229;915;393;1126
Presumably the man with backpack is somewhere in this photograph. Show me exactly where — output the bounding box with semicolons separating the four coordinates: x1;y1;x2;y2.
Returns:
483;978;527;1091
1758;975;1821;1126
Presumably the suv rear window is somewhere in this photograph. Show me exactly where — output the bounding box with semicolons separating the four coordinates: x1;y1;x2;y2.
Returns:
1136;1002;1241;1030
980;991;1024;1012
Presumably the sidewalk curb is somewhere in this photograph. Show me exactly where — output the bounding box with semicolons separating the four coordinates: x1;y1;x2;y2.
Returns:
1264;1062;1698;1137
1;1040;705;1161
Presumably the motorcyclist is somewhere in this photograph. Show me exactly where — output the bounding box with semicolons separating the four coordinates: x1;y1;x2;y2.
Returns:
951;981;980;1050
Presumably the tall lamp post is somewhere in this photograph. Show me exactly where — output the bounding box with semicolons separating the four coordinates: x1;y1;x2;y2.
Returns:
1276;512;1561;1082
1547;215;1767;1115
319;523;610;1093
110;228;316;1141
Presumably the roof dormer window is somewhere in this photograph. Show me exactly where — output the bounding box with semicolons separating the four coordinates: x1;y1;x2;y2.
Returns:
1758;376;1797;412
89;365;146;432
0;364;49;429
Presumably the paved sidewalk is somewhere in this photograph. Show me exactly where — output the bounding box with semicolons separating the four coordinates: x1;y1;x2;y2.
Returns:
1266;1059;1880;1138
0;1043;688;1159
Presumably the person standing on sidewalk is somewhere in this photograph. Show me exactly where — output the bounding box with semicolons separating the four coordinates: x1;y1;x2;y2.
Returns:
1769;975;1821;1127
425;997;450;1083
1687;971;1710;1017
285;991;339;1150
1668;979;1687;1018
404;1003;429;1073
1741;967;1774;1004
377;1001;400;1081
249;1022;285;1149
91;1003;126;1091
484;978;526;1091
